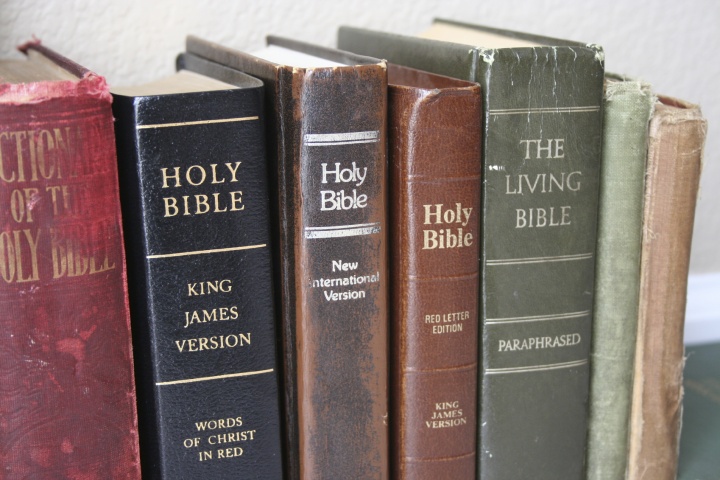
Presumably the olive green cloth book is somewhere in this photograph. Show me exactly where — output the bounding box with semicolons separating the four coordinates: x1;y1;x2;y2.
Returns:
678;342;720;480
585;77;654;480
340;19;604;480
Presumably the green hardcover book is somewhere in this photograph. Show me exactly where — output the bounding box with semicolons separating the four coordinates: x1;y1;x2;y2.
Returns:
585;77;654;480
678;342;720;479
339;19;604;480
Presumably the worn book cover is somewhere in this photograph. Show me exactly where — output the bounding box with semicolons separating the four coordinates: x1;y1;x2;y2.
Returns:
585;77;654;480
184;36;389;479
340;19;604;479
387;64;481;479
0;41;141;478
112;61;283;478
627;96;706;480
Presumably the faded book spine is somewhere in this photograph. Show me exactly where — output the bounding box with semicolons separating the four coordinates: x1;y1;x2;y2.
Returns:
288;65;389;480
627;98;706;480
585;78;653;480
478;47;604;480
113;86;283;479
0;73;141;477
387;65;481;480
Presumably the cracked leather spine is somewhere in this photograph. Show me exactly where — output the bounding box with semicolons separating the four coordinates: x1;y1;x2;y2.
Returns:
184;36;389;480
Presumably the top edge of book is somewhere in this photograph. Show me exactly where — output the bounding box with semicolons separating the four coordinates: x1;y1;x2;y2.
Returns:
0;48;80;83
110;70;241;97
187;34;385;72
417;18;596;50
251;44;348;68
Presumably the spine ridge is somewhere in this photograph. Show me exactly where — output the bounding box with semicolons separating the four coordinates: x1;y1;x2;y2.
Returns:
404;362;479;374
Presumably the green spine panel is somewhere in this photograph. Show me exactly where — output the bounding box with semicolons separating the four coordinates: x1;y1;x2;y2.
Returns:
585;79;653;480
479;45;603;480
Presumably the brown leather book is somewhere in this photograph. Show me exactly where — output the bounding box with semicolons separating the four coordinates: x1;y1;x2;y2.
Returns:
387;64;481;479
627;96;707;480
184;36;389;480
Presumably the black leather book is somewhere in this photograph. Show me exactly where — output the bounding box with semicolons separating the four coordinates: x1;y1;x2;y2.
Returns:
112;59;283;479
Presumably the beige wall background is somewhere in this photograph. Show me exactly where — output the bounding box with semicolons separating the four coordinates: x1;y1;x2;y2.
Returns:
1;0;717;275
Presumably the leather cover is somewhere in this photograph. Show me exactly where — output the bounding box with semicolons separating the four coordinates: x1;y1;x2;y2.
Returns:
387;64;481;479
340;20;605;480
185;36;389;480
0;43;141;478
627;97;706;480
112;60;283;479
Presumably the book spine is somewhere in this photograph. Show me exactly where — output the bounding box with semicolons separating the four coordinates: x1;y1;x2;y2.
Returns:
387;68;481;479
478;47;604;480
0;80;141;477
627;98;706;480
113;87;283;479
585;79;653;480
278;65;389;480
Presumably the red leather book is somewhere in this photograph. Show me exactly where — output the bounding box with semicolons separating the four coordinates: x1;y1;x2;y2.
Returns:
387;64;481;479
0;42;141;478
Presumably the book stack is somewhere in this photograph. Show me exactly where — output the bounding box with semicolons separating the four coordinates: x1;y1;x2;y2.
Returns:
0;17;707;480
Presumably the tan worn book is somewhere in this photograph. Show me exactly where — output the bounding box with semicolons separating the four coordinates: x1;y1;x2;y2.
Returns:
627;96;707;480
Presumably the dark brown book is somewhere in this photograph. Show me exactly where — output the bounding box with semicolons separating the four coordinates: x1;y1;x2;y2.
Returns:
183;37;389;479
0;41;141;478
627;96;706;480
387;64;481;479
